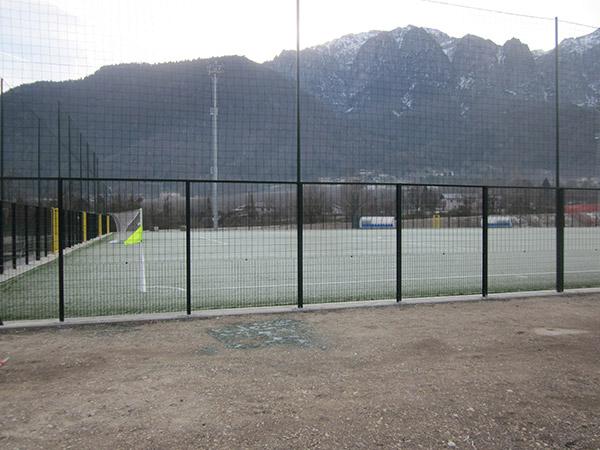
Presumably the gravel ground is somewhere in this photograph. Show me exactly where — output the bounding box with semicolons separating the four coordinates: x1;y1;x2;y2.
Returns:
1;294;599;449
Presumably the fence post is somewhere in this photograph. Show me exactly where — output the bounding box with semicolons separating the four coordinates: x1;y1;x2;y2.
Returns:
65;210;70;248
73;210;76;245
43;207;48;256
482;187;488;297
35;206;41;260
24;204;28;265
396;184;402;302
11;202;16;269
556;188;564;292
82;211;87;242
297;183;303;308
0;200;3;274
0;80;4;276
58;179;65;321
185;181;191;315
67;115;72;222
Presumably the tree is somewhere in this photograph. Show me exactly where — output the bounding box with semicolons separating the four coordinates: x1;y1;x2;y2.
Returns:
304;186;328;225
248;192;258;223
340;185;364;228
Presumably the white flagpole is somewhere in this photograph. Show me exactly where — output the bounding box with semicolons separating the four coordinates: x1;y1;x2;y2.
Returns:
139;208;147;293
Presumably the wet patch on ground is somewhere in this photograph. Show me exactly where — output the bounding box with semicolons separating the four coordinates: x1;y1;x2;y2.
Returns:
207;318;319;350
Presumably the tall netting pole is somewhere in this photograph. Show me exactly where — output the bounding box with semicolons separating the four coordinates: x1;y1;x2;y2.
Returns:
35;117;41;261
67;115;72;247
555;17;560;190
93;153;98;212
86;143;90;209
0;78;4;276
296;0;303;309
79;133;83;208
555;17;564;293
57;102;61;179
68;115;72;205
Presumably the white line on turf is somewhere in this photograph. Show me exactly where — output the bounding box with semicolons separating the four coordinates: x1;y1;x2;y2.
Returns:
147;285;185;292
191;269;600;291
195;236;228;245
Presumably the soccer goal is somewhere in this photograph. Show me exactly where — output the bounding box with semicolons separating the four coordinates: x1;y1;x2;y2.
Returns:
109;208;146;292
110;209;143;243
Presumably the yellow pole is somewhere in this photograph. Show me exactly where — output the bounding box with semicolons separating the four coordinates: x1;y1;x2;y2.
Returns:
51;208;59;253
82;212;87;241
106;215;110;234
98;214;103;236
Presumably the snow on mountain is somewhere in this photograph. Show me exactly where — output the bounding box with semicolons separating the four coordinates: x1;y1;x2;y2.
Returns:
313;30;382;66
561;28;600;54
390;26;412;47
267;23;600;113
305;26;455;61
458;75;474;89
423;27;457;59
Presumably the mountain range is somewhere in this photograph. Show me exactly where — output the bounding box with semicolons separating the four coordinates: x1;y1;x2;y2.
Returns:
3;25;600;185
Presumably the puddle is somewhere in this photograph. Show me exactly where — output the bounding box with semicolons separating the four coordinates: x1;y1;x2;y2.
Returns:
208;319;319;350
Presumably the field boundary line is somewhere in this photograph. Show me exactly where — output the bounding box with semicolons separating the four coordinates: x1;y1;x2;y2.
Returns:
0;233;112;285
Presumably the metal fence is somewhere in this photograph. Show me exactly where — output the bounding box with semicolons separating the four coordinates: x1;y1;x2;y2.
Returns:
1;176;599;323
1;2;599;322
0;5;599;187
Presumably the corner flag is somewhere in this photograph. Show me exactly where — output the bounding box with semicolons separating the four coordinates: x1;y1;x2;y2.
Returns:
124;226;143;246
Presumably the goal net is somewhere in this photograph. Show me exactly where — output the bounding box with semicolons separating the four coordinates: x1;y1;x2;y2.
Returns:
109;208;146;292
109;208;143;244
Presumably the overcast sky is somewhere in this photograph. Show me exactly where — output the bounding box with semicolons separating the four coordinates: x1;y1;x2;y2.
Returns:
1;0;598;87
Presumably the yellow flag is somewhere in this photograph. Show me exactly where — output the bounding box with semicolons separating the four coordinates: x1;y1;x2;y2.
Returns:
124;226;143;246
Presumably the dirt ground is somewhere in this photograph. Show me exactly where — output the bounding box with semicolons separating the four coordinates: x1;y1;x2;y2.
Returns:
1;294;600;449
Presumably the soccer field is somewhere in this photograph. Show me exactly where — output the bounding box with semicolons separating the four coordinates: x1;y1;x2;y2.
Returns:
1;227;600;321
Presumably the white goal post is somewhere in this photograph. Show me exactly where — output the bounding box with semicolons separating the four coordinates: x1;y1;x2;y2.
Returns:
109;208;146;293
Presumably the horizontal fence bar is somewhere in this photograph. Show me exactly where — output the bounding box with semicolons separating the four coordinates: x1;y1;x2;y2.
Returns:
0;176;581;191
